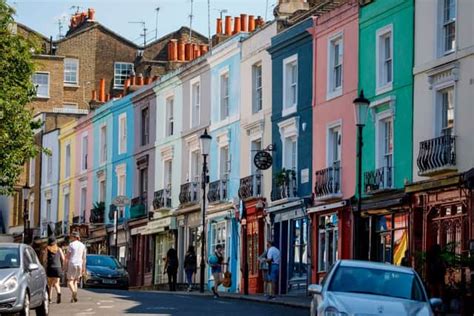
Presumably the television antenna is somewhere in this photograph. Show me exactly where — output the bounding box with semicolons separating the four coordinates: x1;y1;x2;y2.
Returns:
129;21;147;46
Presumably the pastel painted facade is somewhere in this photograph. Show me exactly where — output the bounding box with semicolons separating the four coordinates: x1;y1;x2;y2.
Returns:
358;0;414;264
308;1;358;283
40;129;60;236
238;21;276;293
267;17;313;295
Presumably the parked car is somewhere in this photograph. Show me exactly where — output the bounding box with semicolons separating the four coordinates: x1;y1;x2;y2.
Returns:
83;255;129;290
308;260;442;316
0;243;49;316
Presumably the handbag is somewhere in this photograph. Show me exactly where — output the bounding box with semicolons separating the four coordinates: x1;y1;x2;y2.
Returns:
222;256;232;287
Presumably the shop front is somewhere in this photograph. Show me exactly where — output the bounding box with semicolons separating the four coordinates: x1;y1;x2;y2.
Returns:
267;199;309;295
308;200;352;284
128;217;153;288
106;223;130;267
86;225;107;255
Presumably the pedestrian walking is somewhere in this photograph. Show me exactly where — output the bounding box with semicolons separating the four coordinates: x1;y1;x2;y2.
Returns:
184;245;197;292
42;236;65;304
266;241;280;300
164;248;178;291
65;231;86;303
209;244;225;298
258;250;270;296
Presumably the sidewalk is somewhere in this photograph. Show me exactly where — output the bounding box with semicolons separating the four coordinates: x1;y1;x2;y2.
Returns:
132;288;311;309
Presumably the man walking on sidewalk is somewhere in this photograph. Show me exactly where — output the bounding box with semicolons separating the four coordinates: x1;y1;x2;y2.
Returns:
266;241;280;300
65;231;86;303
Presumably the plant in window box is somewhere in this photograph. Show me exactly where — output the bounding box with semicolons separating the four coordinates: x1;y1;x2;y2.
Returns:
90;201;105;223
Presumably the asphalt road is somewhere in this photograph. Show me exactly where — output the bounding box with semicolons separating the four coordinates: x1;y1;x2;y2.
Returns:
34;288;308;316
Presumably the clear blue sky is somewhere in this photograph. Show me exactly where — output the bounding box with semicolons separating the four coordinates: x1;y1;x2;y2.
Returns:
8;0;277;45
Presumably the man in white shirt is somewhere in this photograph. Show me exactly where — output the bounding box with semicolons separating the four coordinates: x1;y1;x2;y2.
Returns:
266;241;280;299
66;231;86;303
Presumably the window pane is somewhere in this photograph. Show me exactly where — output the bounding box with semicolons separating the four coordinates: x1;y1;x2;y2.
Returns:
114;63;134;87
64;59;78;84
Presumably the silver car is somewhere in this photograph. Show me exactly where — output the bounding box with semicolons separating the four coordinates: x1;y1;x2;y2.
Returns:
308;260;442;316
0;243;49;316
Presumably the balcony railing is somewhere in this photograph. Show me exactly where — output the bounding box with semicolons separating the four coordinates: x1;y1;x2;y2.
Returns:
179;181;201;205
131;194;147;219
207;179;228;203
417;135;456;176
364;165;393;194
89;204;105;224
153;188;172;209
314;161;341;201
270;169;297;201
238;174;262;200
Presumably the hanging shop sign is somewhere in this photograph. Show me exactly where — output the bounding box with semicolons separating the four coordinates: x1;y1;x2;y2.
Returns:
254;151;273;170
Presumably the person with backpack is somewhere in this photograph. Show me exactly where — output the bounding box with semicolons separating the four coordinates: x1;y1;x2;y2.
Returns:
184;245;197;292
209;244;225;298
164;247;179;291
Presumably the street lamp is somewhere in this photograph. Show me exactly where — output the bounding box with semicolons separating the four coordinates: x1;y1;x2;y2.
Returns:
199;129;212;293
22;184;31;244
353;90;370;260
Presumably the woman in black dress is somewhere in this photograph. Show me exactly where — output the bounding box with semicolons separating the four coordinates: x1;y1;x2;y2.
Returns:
164;248;178;291
44;236;65;304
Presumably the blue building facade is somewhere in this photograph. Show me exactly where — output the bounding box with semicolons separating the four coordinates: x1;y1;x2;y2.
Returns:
267;18;313;295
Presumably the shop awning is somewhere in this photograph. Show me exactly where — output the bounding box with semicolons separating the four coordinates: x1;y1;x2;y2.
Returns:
358;192;408;212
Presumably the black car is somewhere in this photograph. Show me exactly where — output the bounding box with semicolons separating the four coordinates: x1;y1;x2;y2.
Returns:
83;255;129;290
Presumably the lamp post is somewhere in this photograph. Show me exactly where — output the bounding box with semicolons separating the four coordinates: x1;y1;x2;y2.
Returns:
199;129;212;293
353;90;370;260
22;184;30;244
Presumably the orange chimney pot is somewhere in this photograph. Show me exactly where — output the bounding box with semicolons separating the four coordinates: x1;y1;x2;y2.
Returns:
240;14;248;32
216;18;223;34
185;43;193;61
178;40;185;61
233;17;241;35
87;8;95;21
200;44;208;55
137;74;144;86
91;90;97;101
248;15;255;32
225;16;232;36
99;79;105;102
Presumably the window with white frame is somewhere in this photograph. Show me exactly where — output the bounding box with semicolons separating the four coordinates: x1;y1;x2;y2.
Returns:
283;55;298;113
166;97;174;136
46;154;53;184
190;150;200;182
139;168;148;196
250;139;262;175
376;26;393;92
32;72;49;98
118;113;127;154
211;221;227;254
191;81;200;127
141;107;149;145
63;192;70;223
220;72;229;120
114;62;134;89
377;114;393;174
438;86;454;136
99;179;106;203
100;125;107;163
118;174;126;196
283;137;297;171
441;0;456;54
65;143;71;178
29;158;35;186
80;186;87;221
252;63;263;113
318;214;338;272
328;126;341;166
46;199;52;222
164;160;173;190
219;146;230;179
64;58;79;85
81;134;88;171
328;35;343;96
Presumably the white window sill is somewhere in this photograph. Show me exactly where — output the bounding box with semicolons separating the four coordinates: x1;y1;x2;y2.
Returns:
64;83;79;88
376;83;393;96
326;88;343;101
34;96;50;100
282;105;297;117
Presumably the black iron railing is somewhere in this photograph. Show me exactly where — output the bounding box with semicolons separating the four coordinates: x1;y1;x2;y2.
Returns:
417;135;456;176
314;161;341;199
207;179;228;203
270;169;297;201
364;165;393;193
90;205;105;224
179;181;200;205
54;221;63;236
153;188;172;209
238;174;262;200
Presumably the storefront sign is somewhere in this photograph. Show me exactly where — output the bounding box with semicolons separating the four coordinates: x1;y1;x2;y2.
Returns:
143;217;177;235
274;208;305;222
131;226;148;235
308;201;347;213
405;176;459;193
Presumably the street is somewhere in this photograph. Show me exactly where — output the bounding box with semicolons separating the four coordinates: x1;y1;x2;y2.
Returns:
34;288;308;316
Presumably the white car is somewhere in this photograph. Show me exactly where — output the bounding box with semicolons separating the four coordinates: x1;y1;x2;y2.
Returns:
308;260;442;316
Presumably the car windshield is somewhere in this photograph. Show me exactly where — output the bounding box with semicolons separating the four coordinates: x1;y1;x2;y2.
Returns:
328;266;426;302
87;256;120;269
0;247;20;269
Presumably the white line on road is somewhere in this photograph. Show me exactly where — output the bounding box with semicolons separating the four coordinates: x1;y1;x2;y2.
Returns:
98;306;114;309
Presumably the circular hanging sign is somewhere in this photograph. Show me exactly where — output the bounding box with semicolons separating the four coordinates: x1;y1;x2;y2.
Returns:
254;151;273;170
112;195;130;207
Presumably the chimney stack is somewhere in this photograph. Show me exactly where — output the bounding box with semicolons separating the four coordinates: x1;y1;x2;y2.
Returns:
87;8;95;21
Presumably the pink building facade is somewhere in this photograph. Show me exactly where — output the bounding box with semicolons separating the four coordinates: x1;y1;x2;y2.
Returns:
74;115;95;225
308;1;358;283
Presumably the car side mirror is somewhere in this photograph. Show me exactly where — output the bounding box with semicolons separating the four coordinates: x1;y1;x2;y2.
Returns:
430;298;442;308
308;284;322;295
28;263;39;271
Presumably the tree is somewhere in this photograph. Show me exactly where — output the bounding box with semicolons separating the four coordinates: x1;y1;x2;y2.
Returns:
0;0;41;194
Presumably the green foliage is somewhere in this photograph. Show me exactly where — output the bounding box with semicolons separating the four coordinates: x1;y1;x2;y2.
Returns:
0;0;41;194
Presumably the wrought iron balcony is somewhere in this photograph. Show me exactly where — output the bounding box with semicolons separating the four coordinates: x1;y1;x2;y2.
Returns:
89;202;105;224
417;135;456;176
130;194;147;219
179;181;200;205
238;174;262;200
270;169;297;201
54;221;63;237
207;179;228;203
153;188;172;209
364;165;393;194
314;161;342;201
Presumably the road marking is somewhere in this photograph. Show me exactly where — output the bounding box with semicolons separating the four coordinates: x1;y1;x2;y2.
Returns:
98;305;114;309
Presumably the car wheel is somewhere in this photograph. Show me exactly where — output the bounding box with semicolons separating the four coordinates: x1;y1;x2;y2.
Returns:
36;288;49;316
19;293;30;316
